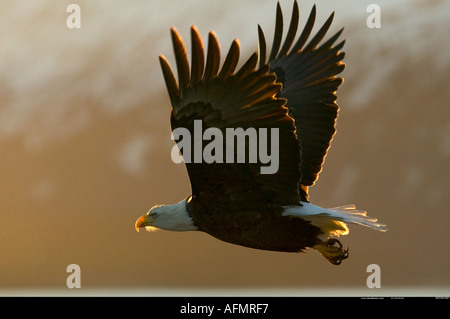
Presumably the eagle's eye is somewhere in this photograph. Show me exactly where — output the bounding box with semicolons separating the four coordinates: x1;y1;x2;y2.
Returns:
150;212;158;218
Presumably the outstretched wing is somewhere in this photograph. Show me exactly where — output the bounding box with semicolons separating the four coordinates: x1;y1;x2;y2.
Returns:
160;26;302;206
258;1;345;197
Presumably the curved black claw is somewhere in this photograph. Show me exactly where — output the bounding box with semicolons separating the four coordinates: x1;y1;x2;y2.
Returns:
314;238;349;265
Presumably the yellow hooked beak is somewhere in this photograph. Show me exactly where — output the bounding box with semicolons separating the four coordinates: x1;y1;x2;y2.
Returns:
135;214;153;232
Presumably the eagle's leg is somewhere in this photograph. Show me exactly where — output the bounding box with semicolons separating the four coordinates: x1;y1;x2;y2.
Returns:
313;238;349;265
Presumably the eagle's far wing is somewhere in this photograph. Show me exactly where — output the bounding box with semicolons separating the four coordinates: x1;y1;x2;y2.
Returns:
258;1;345;198
160;26;302;206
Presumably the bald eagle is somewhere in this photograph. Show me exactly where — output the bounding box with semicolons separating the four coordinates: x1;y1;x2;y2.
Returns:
135;1;387;265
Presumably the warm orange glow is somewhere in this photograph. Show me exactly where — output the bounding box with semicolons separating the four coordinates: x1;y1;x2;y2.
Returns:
135;215;149;232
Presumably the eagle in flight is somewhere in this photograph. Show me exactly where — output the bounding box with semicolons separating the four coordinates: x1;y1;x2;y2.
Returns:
135;1;387;265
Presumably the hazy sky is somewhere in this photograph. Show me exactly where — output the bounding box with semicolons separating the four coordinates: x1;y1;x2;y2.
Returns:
0;0;449;295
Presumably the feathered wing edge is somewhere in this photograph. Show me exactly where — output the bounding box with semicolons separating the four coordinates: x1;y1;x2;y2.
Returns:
258;2;344;65
159;25;303;205
257;1;346;199
159;26;286;118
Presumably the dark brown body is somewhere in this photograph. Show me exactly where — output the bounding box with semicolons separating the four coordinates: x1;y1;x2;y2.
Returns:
187;196;321;252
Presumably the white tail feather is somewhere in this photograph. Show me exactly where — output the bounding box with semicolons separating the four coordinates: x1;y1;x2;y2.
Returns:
327;204;388;232
282;202;387;239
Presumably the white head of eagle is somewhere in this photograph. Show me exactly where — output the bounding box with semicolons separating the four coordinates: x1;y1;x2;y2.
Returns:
135;1;387;265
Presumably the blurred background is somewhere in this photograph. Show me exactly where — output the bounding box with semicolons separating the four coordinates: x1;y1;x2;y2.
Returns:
0;0;449;295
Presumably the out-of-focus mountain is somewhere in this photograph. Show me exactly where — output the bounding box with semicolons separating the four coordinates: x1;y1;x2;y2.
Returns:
0;0;448;292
